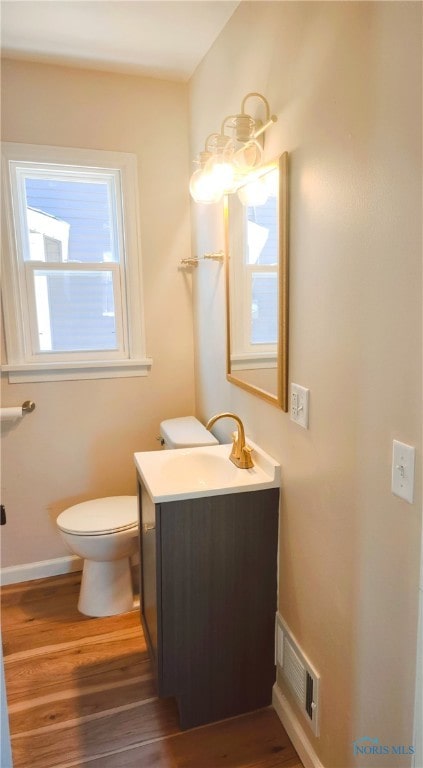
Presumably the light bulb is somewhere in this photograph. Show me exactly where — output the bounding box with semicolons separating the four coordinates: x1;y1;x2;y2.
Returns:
237;178;269;207
189;168;222;204
232;139;263;174
205;155;235;193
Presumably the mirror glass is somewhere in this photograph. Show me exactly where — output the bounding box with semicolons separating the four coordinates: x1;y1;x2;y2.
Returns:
225;153;288;410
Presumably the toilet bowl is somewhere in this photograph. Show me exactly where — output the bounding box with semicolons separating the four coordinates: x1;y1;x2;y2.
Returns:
56;417;218;618
57;496;138;617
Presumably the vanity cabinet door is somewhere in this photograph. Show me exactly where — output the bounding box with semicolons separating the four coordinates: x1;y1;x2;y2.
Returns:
159;487;279;729
138;481;279;729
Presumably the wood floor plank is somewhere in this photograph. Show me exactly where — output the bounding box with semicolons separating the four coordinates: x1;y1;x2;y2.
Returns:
1;572;83;602
8;673;156;733
8;671;152;713
2;611;141;656
4;624;143;662
5;639;149;704
10;697;181;768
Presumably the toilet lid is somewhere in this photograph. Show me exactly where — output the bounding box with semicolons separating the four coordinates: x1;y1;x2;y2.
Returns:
57;496;138;535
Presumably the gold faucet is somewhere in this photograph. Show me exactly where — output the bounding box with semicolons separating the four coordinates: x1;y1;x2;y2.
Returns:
206;412;254;469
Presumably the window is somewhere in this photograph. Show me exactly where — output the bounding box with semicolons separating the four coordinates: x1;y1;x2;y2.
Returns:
244;198;279;349
228;183;279;371
1;144;151;382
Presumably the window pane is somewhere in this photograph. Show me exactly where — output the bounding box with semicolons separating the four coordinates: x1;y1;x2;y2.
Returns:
33;270;118;352
25;177;117;263
251;273;278;344
246;195;278;266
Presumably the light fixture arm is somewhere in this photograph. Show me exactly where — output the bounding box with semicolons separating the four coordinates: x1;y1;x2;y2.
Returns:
241;92;277;139
241;91;270;120
241;92;271;119
252;115;277;140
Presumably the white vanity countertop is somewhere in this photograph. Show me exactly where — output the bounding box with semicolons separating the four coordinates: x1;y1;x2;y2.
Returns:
134;441;281;503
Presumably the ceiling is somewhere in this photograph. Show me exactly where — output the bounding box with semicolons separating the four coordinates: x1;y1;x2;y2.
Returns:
0;0;240;81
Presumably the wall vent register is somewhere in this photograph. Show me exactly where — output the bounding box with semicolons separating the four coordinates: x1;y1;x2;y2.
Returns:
276;613;320;736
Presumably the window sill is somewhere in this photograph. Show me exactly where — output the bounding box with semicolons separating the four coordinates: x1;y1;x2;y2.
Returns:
1;358;153;383
230;353;276;371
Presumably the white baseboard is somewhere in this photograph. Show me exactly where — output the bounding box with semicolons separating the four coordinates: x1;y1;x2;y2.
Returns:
412;587;423;768
0;555;83;586
272;682;325;768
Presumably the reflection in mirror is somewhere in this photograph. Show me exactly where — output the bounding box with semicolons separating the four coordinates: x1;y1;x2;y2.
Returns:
226;153;288;410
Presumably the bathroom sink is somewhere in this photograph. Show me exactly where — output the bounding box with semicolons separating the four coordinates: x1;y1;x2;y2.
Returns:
134;441;280;502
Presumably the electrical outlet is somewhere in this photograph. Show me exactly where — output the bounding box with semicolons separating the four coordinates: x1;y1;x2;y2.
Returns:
290;383;309;429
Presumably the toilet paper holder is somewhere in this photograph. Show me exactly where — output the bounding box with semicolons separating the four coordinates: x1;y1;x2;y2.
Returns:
0;400;36;424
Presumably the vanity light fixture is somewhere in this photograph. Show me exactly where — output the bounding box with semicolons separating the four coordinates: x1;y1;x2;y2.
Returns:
189;92;277;204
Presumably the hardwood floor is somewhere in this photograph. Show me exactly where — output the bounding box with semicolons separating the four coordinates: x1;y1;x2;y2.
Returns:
2;572;304;768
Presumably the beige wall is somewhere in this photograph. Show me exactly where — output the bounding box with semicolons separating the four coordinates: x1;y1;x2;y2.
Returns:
189;2;422;767
1;59;195;567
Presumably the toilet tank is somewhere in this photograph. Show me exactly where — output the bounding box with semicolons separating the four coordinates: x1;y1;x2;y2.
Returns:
160;416;219;449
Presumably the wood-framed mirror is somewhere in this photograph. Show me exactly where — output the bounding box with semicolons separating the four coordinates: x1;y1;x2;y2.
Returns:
225;152;289;410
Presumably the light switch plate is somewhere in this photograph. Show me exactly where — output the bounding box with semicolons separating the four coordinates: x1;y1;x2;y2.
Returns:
392;440;415;503
290;383;309;429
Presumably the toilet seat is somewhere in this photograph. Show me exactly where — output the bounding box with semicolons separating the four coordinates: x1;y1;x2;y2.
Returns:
57;496;138;536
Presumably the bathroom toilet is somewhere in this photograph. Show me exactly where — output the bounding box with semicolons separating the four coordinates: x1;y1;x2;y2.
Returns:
56;417;218;617
57;496;139;617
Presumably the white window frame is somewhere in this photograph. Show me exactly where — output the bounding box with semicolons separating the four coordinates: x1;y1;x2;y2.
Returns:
1;143;151;382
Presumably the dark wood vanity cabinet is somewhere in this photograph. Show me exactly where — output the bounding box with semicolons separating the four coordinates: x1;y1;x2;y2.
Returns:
137;481;279;730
